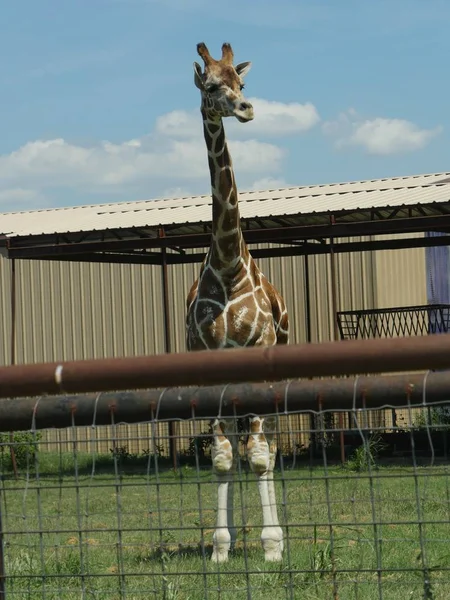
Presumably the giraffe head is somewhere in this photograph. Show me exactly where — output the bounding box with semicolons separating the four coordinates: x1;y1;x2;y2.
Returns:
193;42;254;123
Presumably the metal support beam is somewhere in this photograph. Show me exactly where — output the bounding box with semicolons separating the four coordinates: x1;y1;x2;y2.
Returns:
9;260;19;480
1;334;450;399
0;485;5;598
10;233;450;265
159;228;177;469
7;214;450;259
329;216;340;342
304;254;312;344
329;215;345;463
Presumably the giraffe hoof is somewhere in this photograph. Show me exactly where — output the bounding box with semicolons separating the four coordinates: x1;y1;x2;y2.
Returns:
265;549;283;562
262;528;284;562
264;541;284;562
211;549;230;563
212;530;231;563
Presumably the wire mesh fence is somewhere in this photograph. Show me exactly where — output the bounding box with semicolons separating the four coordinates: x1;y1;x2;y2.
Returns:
1;382;450;599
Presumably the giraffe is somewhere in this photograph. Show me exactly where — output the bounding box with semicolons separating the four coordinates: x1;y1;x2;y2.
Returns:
186;42;289;563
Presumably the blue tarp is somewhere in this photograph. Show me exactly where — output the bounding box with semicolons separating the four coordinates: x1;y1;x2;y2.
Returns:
426;232;450;304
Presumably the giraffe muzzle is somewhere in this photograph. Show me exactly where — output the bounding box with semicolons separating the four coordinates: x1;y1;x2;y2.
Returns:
234;102;254;123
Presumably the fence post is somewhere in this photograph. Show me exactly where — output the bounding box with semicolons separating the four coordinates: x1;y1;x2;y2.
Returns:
9;259;18;481
0;486;6;598
159;228;178;470
330;216;346;465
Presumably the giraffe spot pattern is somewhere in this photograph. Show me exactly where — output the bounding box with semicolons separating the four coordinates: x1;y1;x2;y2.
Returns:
187;255;286;351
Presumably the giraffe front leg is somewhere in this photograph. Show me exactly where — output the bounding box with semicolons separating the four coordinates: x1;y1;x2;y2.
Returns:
247;416;284;562
211;419;236;563
266;421;284;561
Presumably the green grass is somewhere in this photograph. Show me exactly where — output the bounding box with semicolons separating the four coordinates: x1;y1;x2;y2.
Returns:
1;452;450;599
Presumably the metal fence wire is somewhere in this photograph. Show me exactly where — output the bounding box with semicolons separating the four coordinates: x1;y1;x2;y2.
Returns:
1;380;450;599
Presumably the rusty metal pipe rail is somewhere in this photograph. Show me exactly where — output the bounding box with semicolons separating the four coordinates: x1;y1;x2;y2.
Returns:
0;372;449;432
1;334;450;401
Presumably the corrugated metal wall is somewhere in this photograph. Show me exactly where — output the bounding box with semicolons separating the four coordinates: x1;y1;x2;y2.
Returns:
0;259;166;365
0;237;428;455
0;237;427;363
374;233;427;308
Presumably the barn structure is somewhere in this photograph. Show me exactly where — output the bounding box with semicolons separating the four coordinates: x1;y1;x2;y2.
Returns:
1;170;449;456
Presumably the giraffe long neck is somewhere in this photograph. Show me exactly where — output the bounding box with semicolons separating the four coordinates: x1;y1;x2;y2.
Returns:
202;109;249;272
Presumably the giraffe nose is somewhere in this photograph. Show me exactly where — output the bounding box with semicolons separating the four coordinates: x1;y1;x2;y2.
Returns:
234;100;254;122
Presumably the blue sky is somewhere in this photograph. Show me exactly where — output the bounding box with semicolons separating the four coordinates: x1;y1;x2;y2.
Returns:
1;0;449;211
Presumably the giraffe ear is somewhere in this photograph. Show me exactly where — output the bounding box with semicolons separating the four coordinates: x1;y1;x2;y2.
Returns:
193;62;205;90
235;61;252;78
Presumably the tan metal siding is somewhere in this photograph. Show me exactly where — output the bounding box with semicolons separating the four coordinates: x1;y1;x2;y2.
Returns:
167;259;199;353
335;238;377;314
374;233;427;309
306;241;378;342
257;246;308;344
0;258;166;366
0;236;429;366
0;257;12;365
308;253;334;342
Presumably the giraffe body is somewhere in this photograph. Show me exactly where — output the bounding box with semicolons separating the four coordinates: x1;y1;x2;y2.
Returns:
186;42;289;563
187;253;287;350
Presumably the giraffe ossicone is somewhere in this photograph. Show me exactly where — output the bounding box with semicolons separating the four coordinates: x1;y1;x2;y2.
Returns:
186;42;289;563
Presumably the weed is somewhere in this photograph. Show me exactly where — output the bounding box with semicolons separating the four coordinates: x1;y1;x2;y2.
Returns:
304;524;341;595
345;433;386;471
183;431;212;459
110;446;139;462
0;431;42;471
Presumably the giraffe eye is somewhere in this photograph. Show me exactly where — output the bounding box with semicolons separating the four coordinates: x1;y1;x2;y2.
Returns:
240;84;245;91
206;84;220;94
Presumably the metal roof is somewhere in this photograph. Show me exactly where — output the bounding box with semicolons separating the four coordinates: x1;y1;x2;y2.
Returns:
1;171;450;239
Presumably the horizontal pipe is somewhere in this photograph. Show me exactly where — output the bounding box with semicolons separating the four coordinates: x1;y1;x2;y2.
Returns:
0;372;449;431
1;334;450;400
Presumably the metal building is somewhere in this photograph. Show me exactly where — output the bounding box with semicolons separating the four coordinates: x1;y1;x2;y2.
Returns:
1;171;445;365
0;171;448;455
0;236;427;365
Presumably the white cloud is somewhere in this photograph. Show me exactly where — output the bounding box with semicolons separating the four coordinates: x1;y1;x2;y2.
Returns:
323;109;442;155
155;109;199;139
0;108;290;210
243;98;320;136
0;137;200;187
156;98;320;140
249;177;292;191
0;136;283;189
350;118;442;155
228;139;285;172
0;96;315;210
